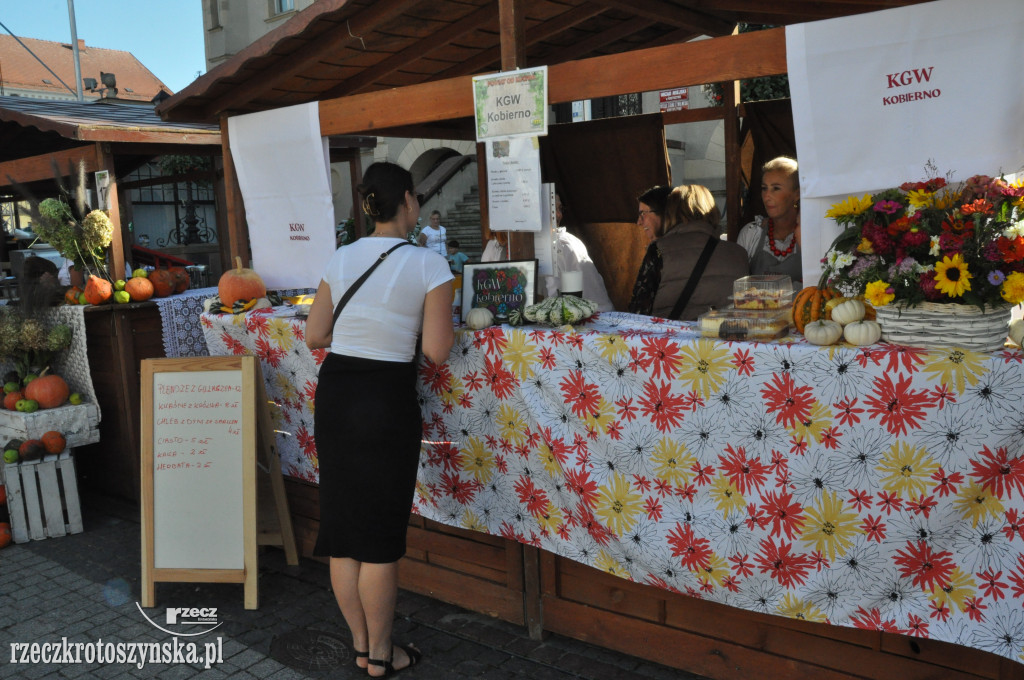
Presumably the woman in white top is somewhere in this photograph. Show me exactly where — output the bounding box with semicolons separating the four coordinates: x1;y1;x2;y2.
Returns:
417;210;447;256
305;161;453;677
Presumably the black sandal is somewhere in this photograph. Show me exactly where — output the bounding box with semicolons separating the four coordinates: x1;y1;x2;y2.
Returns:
367;643;421;678
354;649;369;668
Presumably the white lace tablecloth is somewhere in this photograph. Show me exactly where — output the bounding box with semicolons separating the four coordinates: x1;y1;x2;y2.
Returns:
156;288;314;358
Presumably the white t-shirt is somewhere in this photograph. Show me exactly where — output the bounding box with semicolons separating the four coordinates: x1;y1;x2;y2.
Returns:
322;237;453;362
737;215;796;263
420;225;447;256
555;228;615;312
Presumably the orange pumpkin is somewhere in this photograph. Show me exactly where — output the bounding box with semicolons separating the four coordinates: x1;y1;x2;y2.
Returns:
24;373;69;409
3;390;22;410
64;286;84;305
792;286;840;334
125;277;155;302
0;522;11;549
41;431;67;455
83;275;112;305
168;266;191;294
149;269;175;298
218;256;266;307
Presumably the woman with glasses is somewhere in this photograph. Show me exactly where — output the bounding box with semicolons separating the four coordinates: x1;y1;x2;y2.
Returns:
628;184;748;320
635;185;672;244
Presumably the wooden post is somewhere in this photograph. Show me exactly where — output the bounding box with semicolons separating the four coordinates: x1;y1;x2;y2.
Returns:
95;143;125;281
498;0;535;262
349;149;365;239
219;114;249;269
724;78;742;241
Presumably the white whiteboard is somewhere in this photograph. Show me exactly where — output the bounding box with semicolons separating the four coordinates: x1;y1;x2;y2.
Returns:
151;369;244;569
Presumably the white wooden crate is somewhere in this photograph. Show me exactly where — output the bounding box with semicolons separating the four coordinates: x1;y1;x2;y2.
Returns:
0;403;100;448
3;450;83;542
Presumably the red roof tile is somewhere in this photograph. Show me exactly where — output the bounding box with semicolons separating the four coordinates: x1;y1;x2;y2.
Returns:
0;34;171;102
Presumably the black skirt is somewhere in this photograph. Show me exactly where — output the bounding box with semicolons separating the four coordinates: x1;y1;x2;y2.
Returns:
312;352;422;563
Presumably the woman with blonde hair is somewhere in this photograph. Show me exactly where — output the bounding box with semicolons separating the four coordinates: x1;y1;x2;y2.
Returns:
628;184;749;320
737;155;802;286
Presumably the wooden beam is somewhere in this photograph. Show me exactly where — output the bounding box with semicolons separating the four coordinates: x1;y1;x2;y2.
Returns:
0;146;97;186
590;0;734;36
689;0;892;19
73;128;221;145
321;4;497;98
318;28;786;136
436;3;606;80
219;115;248;270
201;0;419;122
539;17;654;67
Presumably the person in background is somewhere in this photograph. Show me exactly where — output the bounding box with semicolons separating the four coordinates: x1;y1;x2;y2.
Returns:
553;192;615;311
19;256;63;307
447;238;469;273
737;156;802;287
305;161;453;678
636;185;672;244
480;230;507;262
417;209;447;257
628;184;749;320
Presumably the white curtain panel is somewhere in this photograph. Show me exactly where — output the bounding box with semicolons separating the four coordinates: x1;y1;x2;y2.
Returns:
787;0;1024;283
228;102;334;289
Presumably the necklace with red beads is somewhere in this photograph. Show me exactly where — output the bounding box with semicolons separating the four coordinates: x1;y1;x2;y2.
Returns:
766;218;796;258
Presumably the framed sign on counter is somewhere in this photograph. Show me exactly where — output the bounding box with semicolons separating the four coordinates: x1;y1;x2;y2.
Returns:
462;260;537;323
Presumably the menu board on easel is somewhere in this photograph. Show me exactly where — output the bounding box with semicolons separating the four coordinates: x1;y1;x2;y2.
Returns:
139;356;258;609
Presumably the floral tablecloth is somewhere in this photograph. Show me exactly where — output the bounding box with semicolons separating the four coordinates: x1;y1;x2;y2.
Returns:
202;307;1024;664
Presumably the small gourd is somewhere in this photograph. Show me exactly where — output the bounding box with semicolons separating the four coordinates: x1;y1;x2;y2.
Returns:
803;319;843;346
1009;319;1024;347
844;319;882;346
466;307;494;330
830;299;866;326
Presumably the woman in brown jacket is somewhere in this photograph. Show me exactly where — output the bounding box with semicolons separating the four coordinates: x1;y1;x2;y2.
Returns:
628;184;749;320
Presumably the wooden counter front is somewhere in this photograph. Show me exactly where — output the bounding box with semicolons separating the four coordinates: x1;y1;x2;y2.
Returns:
75;302;166;501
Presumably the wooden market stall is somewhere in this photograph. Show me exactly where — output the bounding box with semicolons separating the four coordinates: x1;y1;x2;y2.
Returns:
0;96;222;500
153;2;1015;679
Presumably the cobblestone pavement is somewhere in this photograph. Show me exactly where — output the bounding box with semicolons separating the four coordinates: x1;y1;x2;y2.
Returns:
0;492;710;679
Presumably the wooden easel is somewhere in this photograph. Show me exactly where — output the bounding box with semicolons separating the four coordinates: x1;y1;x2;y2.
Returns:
140;356;297;611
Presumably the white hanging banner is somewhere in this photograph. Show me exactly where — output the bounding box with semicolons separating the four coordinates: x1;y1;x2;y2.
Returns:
787;0;1024;284
788;0;1024;200
227;102;334;289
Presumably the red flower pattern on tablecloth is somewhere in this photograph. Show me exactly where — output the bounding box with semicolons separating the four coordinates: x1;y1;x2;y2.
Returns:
200;309;1024;665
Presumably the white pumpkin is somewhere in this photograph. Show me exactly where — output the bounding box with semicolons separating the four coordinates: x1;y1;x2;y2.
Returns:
830;298;866;326
844;319;882;346
466;306;494;330
803;319;843;346
1009;318;1024;346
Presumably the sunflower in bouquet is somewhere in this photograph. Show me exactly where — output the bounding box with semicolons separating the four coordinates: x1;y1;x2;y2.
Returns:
821;173;1024;310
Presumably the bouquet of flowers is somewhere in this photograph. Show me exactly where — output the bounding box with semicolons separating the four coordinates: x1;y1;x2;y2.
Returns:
33;197;113;276
13;159;114;279
821;173;1024;310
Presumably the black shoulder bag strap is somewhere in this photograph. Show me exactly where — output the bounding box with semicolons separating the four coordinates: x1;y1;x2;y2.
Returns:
331;241;411;327
669;236;719;321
